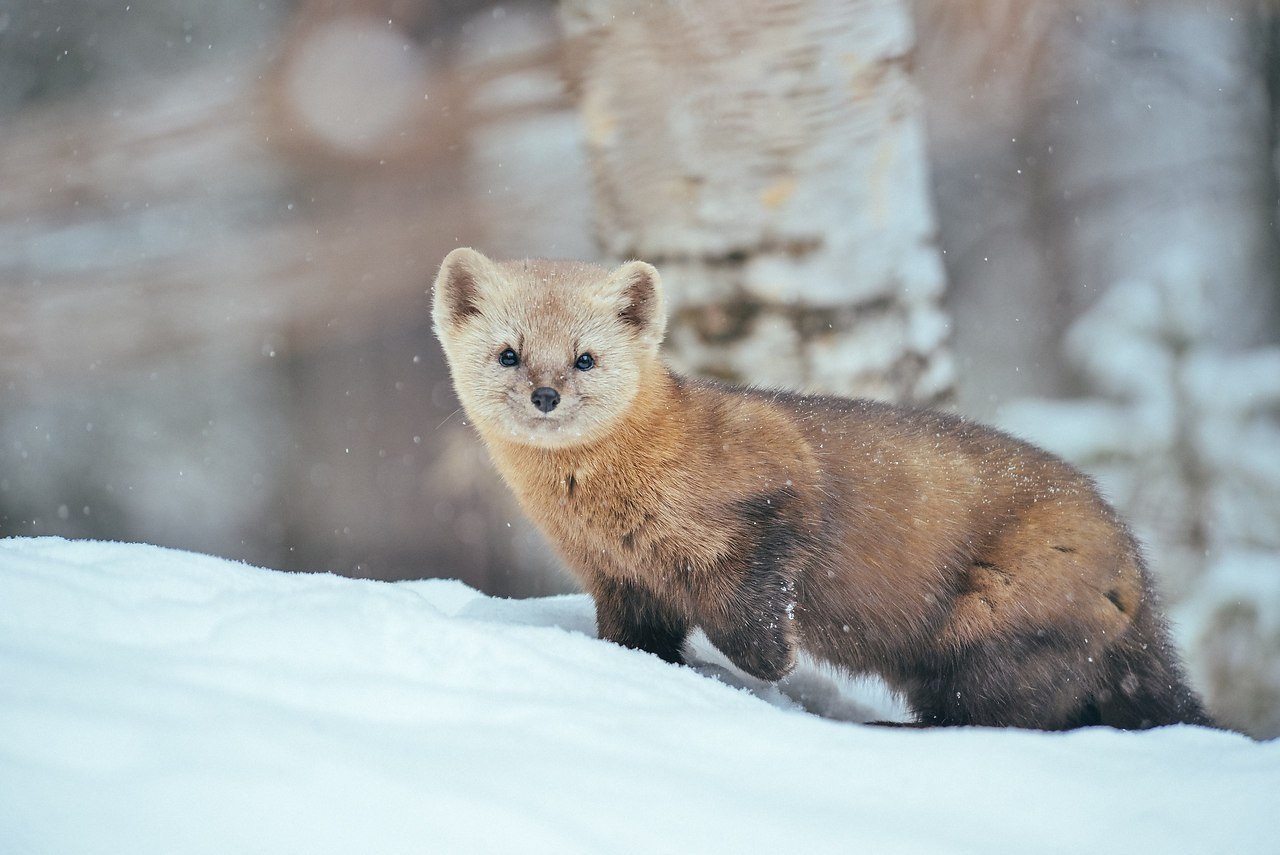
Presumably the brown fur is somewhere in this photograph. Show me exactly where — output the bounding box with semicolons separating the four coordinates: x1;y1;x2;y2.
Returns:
433;248;1212;730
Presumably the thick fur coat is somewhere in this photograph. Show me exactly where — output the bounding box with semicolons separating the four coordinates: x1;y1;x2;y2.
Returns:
432;247;1211;730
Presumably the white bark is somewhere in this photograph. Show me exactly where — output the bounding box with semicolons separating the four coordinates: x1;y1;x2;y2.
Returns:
560;0;951;403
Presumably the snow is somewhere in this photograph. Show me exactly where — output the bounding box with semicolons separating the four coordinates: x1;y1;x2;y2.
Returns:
1;538;1275;855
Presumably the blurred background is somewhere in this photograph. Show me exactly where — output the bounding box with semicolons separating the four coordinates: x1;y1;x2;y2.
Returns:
2;0;1277;737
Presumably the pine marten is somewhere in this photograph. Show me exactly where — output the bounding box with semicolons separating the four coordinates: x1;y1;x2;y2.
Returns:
431;247;1212;730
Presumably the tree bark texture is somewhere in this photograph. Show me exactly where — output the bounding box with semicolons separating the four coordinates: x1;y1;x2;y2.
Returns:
560;0;951;404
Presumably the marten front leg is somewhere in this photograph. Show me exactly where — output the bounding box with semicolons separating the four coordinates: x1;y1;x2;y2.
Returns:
590;576;689;665
697;492;803;682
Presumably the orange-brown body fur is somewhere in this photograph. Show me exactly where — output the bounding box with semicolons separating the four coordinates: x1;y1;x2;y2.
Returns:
433;248;1211;730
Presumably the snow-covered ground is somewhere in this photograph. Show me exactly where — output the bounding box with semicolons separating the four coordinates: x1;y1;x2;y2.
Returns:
1;538;1275;854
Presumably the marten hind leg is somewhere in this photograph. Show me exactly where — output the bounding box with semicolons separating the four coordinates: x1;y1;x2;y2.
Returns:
916;512;1150;728
904;627;1112;729
909;606;1214;730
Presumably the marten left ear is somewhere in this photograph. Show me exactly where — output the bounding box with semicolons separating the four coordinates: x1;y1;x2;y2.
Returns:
601;260;666;344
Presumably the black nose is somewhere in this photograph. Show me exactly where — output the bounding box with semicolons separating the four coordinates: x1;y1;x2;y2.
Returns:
530;387;560;413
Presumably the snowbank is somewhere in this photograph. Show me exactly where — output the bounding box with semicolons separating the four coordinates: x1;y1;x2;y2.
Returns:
1;538;1274;854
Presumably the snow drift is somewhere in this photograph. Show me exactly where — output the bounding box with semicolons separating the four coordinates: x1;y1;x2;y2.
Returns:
0;537;1275;854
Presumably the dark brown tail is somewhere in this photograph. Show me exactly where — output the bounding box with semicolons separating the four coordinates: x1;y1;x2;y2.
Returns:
1088;598;1214;730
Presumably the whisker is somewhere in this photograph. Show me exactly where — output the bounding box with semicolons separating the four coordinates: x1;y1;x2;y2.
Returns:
436;407;464;430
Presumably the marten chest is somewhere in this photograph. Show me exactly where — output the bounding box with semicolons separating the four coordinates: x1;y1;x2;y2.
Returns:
520;461;738;583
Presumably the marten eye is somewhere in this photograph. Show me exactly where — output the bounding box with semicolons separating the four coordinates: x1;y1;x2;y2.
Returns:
498;348;519;367
574;353;595;371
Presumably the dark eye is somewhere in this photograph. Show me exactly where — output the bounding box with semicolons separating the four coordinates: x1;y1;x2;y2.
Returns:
574;353;595;371
498;348;519;367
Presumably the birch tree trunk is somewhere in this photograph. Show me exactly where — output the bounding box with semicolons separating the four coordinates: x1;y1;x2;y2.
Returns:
559;0;951;404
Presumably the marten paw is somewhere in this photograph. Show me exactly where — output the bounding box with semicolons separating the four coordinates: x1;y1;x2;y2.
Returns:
706;619;797;683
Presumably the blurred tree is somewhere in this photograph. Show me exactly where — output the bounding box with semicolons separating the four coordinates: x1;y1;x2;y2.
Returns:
1041;2;1280;344
1034;0;1280;740
560;0;952;404
0;0;574;595
922;0;1280;738
912;0;1065;415
0;0;287;114
1037;1;1280;584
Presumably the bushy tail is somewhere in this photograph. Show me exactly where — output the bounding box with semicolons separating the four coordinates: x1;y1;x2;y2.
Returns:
1093;598;1214;730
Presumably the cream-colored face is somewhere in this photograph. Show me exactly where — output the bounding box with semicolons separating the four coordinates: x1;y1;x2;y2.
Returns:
432;249;666;449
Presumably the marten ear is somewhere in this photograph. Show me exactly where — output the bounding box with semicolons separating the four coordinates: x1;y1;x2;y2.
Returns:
601;260;666;344
433;247;496;331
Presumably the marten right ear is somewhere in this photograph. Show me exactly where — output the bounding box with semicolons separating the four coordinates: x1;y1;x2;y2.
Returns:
433;247;495;331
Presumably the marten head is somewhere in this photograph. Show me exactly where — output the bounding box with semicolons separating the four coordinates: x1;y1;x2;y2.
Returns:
432;247;666;449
